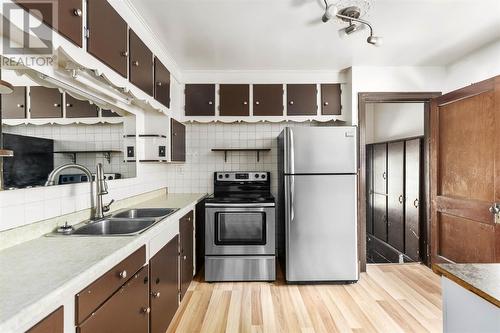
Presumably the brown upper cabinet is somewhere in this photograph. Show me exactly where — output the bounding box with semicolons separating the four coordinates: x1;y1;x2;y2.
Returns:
30;86;62;118
253;84;283;116
219;84;249;116
180;211;194;301
287;84;317;116
129;30;153;96
154;57;171;108
321;84;341;115
65;95;98;118
149;235;179;333
14;0;82;47
1;86;26;119
185;84;215;116
171;118;186;162
87;0;128;77
26;306;64;333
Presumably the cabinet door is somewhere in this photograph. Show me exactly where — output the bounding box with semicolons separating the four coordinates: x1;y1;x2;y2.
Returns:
405;138;421;261
154;57;170;108
129;29;153;96
1;86;26;119
321;84;341;115
101;109;121;117
87;0;128;77
185;84;215;116
179;211;194;301
58;0;82;47
77;266;149;333
26;306;63;333
387;141;405;252
366;145;374;235
150;235;179;333
253;84;283;116
373;143;387;241
30;86;62;118
220;84;249;116
66;95;98;118
286;84;317;116
171;119;186;162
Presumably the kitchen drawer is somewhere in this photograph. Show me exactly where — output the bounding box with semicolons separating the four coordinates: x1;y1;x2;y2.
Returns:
75;245;146;324
26;306;63;333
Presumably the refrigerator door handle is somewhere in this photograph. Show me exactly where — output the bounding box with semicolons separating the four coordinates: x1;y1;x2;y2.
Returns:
290;175;295;222
285;128;295;174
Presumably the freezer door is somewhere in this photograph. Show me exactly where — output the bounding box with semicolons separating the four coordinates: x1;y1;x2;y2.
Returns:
284;127;357;174
285;174;358;281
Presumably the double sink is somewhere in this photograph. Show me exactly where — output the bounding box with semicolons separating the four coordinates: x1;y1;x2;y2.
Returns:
59;208;178;236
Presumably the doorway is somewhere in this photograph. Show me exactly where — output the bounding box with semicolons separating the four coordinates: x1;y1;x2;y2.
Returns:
358;92;441;272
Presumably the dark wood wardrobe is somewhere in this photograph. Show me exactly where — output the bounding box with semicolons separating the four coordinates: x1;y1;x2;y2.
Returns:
366;137;424;263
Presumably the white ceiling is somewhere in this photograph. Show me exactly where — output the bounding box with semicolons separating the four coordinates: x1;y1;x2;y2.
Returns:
128;0;500;71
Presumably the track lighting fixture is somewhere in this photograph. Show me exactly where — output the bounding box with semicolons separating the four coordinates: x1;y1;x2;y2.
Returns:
322;1;382;46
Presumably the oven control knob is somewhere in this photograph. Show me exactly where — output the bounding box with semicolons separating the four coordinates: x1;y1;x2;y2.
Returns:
218;174;223;179
255;174;259;178
261;174;266;179
225;174;229;178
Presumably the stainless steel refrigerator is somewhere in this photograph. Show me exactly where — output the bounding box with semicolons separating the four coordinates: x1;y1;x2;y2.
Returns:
277;126;358;282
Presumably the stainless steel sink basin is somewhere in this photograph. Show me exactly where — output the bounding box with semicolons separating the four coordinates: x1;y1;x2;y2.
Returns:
72;218;156;236
111;208;178;219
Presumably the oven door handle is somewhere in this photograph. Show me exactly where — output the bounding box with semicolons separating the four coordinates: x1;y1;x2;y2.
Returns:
205;203;275;208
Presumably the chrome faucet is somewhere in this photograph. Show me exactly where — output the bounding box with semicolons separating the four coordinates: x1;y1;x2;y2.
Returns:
45;163;113;220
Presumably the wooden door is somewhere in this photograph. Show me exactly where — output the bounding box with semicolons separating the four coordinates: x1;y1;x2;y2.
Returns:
431;77;500;263
366;144;374;235
65;95;98;118
1;86;26;119
26;306;63;333
30;86;62;118
387;141;405;252
77;266;149;333
253;84;283;116
185;84;215;116
405;138;421;261
150;235;179;333
87;0;128;77
219;84;249;116
286;84;317;116
179;211;194;301
154;57;170;108
321;84;341;115
129;29;154;96
373;143;387;241
171;119;186;162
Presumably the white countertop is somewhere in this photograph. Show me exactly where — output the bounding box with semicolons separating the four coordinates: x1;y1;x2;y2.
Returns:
0;192;206;332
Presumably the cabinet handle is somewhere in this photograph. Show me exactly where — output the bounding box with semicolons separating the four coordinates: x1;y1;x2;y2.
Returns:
183;255;187;260
16;104;24;108
382;172;386;180
413;198;419;208
255;101;260;105
152;291;161;298
132;60;139;67
324;101;329;106
118;270;127;279
156;81;162;87
208;101;213;105
289;101;294;105
66;103;73;107
142;307;151;314
173;132;177;136
121;51;128;57
398;195;404;204
73;8;82;17
243;101;248;105
53;103;60;107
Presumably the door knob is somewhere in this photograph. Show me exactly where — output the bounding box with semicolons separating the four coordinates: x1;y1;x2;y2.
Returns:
183;255;187;260
121;51;128;57
66;103;73;107
118;270;127;279
152;291;160;298
156;81;162;87
255;101;260;105
382;172;386;180
132;61;139;67
489;202;500;215
208;101;213;105
142;307;151;314
413;198;419;208
398;195;404;204
53;103;60;107
324;101;329;106
289;101;294;105
73;8;82;17
16;104;24;108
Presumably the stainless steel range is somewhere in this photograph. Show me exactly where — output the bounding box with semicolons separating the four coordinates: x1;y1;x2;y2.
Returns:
205;171;276;282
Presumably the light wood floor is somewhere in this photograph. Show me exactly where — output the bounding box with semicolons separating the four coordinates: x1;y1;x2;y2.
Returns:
167;263;442;333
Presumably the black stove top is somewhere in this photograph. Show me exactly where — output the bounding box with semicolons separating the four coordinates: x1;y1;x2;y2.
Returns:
206;171;275;205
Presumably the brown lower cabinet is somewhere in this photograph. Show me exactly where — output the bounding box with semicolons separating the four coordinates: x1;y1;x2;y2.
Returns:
77;266;149;333
149;235;179;333
30;86;63;118
179;211;194;300
171;118;186;162
66;95;98;118
26;306;63;333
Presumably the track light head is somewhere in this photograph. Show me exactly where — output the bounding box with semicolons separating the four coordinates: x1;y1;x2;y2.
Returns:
367;35;383;46
322;4;338;23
